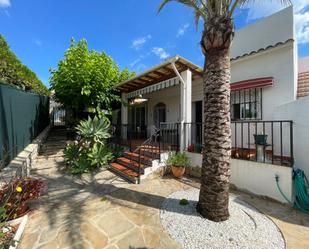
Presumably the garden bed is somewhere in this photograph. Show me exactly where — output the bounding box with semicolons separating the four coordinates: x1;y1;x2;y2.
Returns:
160;189;285;249
1;215;28;249
0;178;45;249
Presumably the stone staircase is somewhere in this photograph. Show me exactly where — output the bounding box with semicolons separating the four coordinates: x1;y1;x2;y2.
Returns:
109;144;161;184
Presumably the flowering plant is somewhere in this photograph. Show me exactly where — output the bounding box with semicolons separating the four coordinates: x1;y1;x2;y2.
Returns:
0;177;45;222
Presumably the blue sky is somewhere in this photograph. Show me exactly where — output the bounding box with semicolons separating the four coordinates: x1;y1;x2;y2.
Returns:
1;0;309;87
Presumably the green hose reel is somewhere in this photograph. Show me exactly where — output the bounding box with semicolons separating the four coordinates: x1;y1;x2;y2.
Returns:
276;169;309;213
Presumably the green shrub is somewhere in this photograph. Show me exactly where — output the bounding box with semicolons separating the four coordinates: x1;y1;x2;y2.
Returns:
166;152;190;168
64;115;113;174
179;199;189;206
110;144;125;159
63;143;80;165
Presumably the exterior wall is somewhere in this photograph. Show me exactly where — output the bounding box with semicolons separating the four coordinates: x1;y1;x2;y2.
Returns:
143;85;180;127
192;77;203;102
231;6;294;60
274;97;309;177
191;43;296;120
185;152;292;203
231;43;296;120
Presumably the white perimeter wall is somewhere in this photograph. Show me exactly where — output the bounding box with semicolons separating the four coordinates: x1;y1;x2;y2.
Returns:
185;152;292;203
274;97;309;178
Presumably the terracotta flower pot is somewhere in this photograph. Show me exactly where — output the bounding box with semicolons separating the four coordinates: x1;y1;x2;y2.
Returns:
171;166;186;178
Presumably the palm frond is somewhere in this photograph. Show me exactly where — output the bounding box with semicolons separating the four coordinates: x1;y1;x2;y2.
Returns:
231;0;292;16
158;0;207;29
159;0;292;21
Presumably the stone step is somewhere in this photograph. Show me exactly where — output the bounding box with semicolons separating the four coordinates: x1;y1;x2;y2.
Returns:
123;152;152;165
109;163;139;184
116;157;144;174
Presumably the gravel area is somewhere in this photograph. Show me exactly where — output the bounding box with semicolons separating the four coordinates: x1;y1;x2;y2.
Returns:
160;189;285;249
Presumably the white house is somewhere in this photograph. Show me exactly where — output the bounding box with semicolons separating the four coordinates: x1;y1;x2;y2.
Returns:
110;6;309;203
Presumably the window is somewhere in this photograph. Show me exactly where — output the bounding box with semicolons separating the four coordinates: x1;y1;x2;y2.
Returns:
231;88;262;120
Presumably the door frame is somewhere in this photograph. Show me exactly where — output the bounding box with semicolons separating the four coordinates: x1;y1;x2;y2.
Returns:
153;102;166;128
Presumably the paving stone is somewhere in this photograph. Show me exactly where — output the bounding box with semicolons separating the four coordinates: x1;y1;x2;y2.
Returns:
36;240;58;249
55;228;83;249
38;227;58;244
116;228;145;249
119;206;157;227
97;209;134;239
142;227;161;248
20;231;40;249
103;245;118;249
81;222;108;249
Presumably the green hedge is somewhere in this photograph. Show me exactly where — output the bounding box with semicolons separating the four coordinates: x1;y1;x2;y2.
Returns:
0;35;49;96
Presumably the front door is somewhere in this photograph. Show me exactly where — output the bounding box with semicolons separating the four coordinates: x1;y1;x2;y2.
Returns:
129;105;147;139
154;103;166;128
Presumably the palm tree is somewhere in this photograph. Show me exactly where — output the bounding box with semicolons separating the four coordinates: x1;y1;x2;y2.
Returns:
159;0;291;222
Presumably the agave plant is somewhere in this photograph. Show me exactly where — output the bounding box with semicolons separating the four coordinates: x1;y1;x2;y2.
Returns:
87;144;113;167
76;116;111;146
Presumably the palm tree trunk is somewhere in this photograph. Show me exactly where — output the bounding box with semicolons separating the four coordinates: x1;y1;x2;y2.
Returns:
197;17;233;221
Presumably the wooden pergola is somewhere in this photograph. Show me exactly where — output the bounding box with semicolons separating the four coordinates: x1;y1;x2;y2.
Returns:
116;55;203;93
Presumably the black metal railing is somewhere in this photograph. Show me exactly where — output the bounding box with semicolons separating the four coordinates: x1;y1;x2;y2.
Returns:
110;124;148;151
135;128;160;183
182;120;294;167
231;120;293;167
159;123;180;152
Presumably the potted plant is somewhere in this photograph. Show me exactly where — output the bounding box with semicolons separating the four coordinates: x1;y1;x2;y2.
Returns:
254;134;268;145
166;152;190;178
187;144;195;152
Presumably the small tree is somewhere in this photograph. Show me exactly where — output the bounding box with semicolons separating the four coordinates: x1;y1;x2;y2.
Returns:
50;39;134;116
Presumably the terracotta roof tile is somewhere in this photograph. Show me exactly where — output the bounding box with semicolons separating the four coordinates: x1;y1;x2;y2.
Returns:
298;71;309;99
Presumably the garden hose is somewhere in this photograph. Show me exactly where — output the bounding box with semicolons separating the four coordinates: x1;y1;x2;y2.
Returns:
275;169;309;214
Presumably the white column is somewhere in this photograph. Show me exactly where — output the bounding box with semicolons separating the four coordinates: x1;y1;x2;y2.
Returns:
121;93;128;139
180;69;192;151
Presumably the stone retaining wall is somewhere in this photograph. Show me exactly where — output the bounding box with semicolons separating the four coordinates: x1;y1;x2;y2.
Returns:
1;125;51;181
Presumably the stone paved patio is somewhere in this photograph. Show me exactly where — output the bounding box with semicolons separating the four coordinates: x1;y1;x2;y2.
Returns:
19;129;309;249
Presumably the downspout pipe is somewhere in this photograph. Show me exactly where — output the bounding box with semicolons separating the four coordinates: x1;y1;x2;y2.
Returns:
170;56;186;152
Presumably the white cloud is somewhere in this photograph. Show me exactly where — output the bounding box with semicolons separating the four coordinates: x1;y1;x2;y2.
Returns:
243;0;309;44
34;39;42;47
131;35;152;50
0;0;10;8
152;47;170;59
130;58;142;68
177;23;190;37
